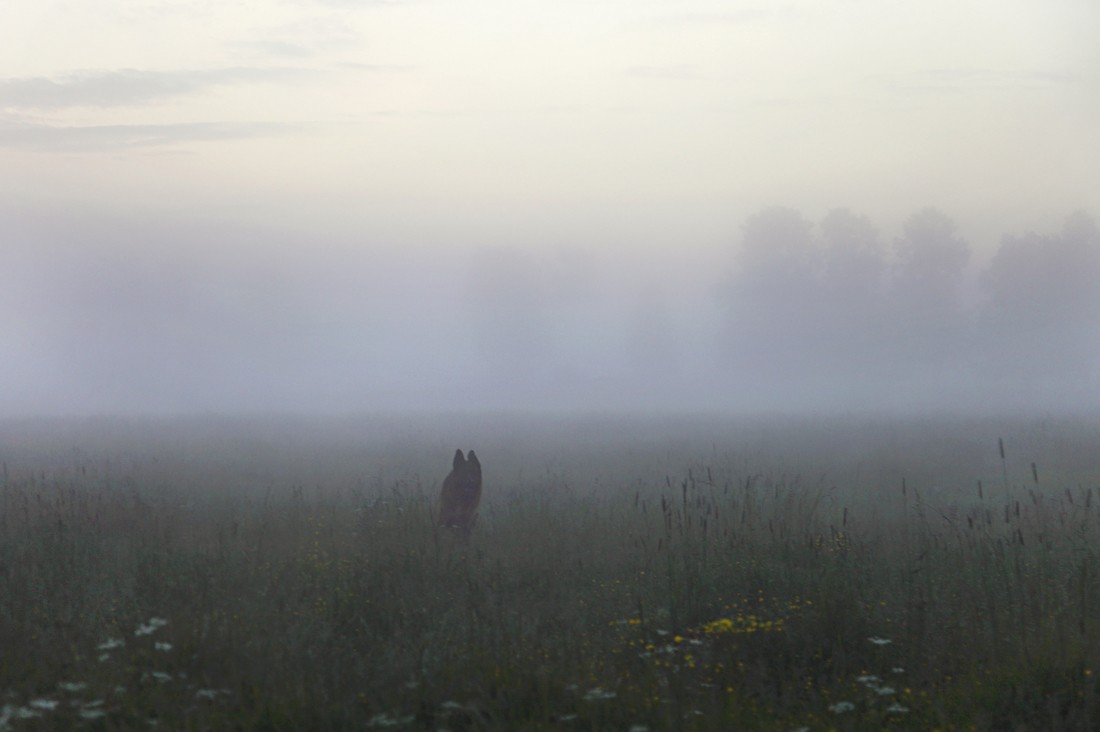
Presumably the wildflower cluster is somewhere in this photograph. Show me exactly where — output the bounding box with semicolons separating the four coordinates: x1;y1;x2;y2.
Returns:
700;613;784;636
603;591;809;719
695;594;808;639
1;615;230;730
822;636;912;720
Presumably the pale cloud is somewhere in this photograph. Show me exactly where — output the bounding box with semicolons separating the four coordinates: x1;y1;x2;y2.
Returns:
0;68;313;110
228;40;317;59
875;68;1086;95
296;0;423;6
622;65;708;81
263;15;365;51
659;7;792;26
339;62;416;73
0;120;299;152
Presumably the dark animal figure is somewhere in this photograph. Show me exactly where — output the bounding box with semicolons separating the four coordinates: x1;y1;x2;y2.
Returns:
438;449;482;534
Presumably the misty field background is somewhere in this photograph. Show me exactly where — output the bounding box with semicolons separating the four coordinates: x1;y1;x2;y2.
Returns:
2;414;1099;730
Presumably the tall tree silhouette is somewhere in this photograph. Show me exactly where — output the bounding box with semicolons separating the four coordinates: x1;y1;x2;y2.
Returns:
818;208;888;375
980;211;1100;392
889;208;972;370
720;207;820;385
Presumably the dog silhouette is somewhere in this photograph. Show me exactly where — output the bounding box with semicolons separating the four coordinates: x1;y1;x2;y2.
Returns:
438;449;482;534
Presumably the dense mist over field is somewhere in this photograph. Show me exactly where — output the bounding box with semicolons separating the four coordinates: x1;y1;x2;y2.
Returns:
2;1;1097;416
2;206;1097;416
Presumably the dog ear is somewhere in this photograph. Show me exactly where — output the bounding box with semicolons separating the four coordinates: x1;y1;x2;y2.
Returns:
466;450;480;473
453;449;466;470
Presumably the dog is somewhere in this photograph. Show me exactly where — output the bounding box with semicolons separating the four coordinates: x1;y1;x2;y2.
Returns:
438;449;482;534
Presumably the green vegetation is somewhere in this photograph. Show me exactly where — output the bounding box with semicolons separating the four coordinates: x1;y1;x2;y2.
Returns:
1;415;1098;730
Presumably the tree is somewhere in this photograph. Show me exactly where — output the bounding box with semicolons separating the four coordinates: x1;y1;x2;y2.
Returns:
720;207;821;386
893;208;971;308
889;208;973;369
980;211;1100;391
820;208;886;305
736;206;818;289
817;208;889;373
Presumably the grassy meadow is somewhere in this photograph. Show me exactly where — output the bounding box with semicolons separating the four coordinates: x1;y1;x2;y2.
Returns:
1;413;1099;730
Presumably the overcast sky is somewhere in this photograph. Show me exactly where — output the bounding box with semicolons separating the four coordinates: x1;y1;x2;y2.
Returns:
1;0;1098;415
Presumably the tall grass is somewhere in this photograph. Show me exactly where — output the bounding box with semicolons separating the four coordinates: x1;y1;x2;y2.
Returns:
0;415;1098;729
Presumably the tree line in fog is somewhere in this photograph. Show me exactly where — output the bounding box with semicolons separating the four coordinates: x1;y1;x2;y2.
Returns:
717;207;1100;400
5;205;1097;412
467;207;1100;409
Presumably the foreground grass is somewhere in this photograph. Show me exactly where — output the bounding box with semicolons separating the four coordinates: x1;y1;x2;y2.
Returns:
1;417;1098;730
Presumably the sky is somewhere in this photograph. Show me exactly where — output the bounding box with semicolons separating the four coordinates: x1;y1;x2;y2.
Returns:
1;0;1098;415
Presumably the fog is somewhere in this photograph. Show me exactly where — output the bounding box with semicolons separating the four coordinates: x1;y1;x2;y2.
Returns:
3;204;1097;417
2;1;1097;417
